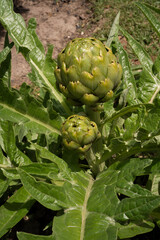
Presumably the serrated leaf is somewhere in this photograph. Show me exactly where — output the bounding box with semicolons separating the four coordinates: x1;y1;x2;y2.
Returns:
19;165;119;240
123;113;139;140
19;157;160;240
1;168;19;180
18;168;68;211
0;171;9;198
1;162;60;181
27;18;45;54
117;40;138;105
31;144;71;180
105;11;120;47
149;173;160;195
0;186;35;238
0;121;31;166
0;38;13;65
0;33;13;87
102;103;160;162
43;45;57;86
136;3;160;38
21;163;59;179
53;211;118;240
120;27;153;71
119;27;160;103
116;158;153;198
140;102;160;134
17;232;55;240
0;81;62;136
103;104;143;127
138;68;160;103
0;0;35;52
118;220;154;239
28;47;71;115
153;52;160;75
115;195;160;221
52;170;119;240
0;0;71;115
0;147;8;165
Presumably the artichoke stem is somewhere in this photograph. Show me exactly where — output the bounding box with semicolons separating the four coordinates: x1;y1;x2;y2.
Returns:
85;105;105;176
85;105;101;126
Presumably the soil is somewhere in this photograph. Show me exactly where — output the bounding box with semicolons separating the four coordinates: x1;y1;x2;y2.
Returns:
0;0;101;88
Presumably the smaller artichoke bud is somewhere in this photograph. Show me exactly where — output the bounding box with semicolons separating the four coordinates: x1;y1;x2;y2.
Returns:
61;115;101;153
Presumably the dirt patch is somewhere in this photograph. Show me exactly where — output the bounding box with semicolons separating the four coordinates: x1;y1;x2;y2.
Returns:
0;0;100;88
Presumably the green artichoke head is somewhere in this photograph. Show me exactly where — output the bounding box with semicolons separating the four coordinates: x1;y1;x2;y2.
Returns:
61;115;100;153
55;37;122;106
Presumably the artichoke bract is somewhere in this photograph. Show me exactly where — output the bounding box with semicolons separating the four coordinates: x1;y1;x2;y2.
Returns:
61;115;100;153
55;37;122;106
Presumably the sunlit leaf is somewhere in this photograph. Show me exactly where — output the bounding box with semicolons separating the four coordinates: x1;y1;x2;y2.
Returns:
0;81;62;136
17;232;55;240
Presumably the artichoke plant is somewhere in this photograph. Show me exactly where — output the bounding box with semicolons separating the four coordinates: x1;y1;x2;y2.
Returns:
55;37;122;106
61;115;100;153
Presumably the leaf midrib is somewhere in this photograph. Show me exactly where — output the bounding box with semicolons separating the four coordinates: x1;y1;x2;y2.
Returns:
80;178;93;240
0;103;61;135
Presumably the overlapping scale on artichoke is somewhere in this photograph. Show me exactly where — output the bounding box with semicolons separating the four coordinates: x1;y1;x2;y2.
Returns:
61;115;100;153
55;37;122;106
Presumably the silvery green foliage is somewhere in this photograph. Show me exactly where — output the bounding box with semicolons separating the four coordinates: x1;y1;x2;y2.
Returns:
0;1;160;239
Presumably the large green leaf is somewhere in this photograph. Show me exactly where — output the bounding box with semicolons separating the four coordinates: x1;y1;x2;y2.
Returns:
0;0;71;116
18;157;159;240
115;158;153;198
117;41;138;105
27;18;45;54
17;232;55;240
115;195;160;221
1;162;60;181
136;3;160;38
0;186;35;238
18;168;69;211
103;104;143;125
0;33;13;89
0;171;9;198
138;68;160;103
0;81;62;136
105;11;120;47
0;42;12;65
118;220;154;239
120;27;153;71
0;121;31;166
120;27;160;103
153;52;160;75
30;144;71;180
102;103;160;162
0;0;34;52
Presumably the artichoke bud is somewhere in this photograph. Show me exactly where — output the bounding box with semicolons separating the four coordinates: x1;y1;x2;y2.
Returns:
55;37;122;106
81;93;99;106
68;81;91;98
59;84;69;97
61;115;101;153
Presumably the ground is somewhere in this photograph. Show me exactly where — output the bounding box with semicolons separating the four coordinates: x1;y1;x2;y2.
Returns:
0;0;102;88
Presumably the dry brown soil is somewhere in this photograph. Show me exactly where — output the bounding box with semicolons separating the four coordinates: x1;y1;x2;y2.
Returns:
0;0;102;88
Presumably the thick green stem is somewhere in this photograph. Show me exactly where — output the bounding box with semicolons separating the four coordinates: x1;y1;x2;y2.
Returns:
85;105;105;176
85;105;101;126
